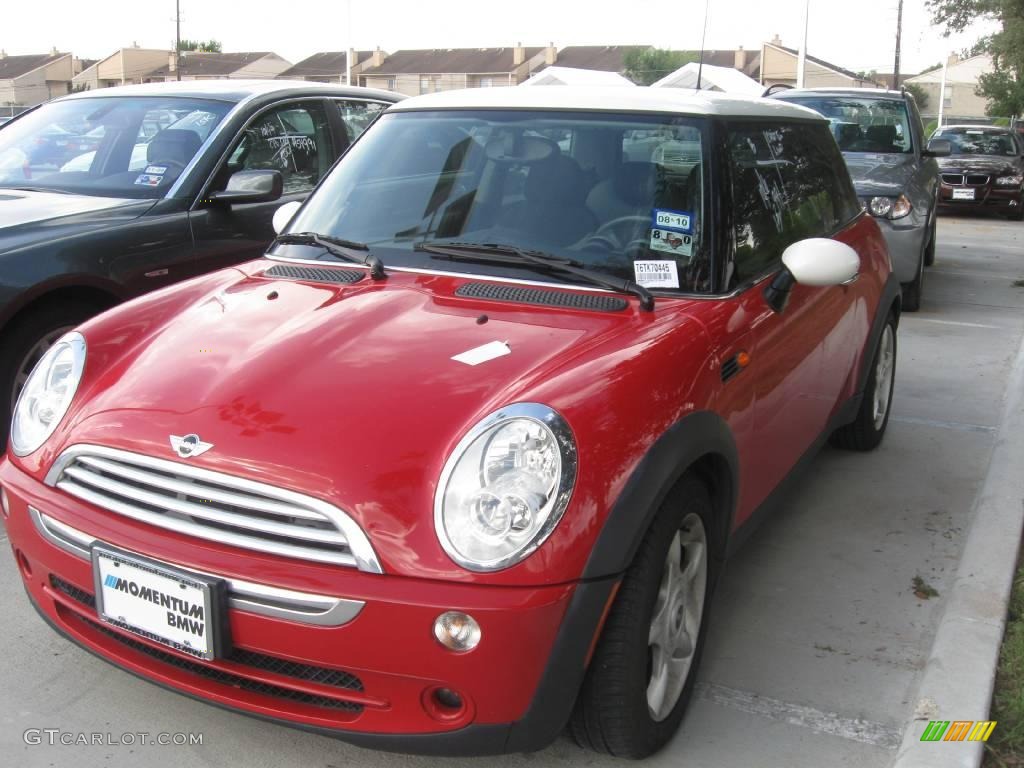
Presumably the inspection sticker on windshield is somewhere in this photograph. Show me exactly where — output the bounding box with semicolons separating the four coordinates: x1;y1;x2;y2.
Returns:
652;209;693;233
144;165;167;175
649;229;693;258
634;260;680;289
452;340;511;366
134;174;163;187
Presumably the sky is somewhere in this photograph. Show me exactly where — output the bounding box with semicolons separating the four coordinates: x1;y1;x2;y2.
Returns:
3;0;999;76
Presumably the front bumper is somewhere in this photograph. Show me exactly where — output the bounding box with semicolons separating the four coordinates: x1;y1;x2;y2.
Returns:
938;182;1023;213
1;457;616;755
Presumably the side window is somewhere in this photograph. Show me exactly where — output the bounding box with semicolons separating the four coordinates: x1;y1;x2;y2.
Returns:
333;100;388;147
726;122;859;287
220;101;332;195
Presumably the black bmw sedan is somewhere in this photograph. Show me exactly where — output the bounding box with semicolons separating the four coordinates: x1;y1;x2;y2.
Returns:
933;124;1024;220
0;80;400;445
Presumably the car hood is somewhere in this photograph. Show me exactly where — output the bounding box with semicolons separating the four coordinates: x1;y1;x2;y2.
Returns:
936;155;1022;176
842;152;915;196
0;189;153;249
40;263;703;582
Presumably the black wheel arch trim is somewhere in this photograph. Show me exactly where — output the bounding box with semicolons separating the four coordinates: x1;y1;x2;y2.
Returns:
853;273;901;401
581;410;739;582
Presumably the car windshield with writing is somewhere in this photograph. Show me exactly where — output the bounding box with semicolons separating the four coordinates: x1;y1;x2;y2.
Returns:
933;127;1020;157
280;110;710;294
780;96;913;155
0;96;230;198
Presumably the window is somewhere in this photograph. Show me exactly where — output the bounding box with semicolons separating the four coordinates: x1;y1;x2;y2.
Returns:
219;101;332;196
780;96;915;154
386;77;395;91
0;96;229;198
289;110;712;293
419;77;433;95
726;122;860;287
333;100;388;146
479;77;494;88
933;127;1020;156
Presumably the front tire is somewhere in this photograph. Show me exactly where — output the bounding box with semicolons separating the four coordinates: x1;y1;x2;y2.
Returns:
923;216;936;266
569;475;718;758
831;313;897;451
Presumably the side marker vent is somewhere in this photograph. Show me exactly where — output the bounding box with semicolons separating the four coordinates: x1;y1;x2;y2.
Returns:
264;264;364;285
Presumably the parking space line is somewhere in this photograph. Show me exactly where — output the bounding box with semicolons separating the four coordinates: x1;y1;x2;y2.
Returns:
890;416;997;434
915;318;1004;330
697;682;902;749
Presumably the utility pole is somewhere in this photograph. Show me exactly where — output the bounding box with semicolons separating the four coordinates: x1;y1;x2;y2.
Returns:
175;0;182;82
892;0;903;89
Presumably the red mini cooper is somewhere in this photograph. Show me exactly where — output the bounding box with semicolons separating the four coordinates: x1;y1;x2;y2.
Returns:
1;88;899;758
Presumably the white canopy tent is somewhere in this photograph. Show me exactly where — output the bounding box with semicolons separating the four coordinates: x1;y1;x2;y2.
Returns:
521;66;635;87
651;62;762;96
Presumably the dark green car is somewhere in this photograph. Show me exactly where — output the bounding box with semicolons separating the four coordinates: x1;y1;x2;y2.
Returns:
0;80;400;445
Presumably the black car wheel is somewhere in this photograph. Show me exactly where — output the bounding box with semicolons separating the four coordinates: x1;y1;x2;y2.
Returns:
0;301;101;449
831;313;897;451
570;474;718;758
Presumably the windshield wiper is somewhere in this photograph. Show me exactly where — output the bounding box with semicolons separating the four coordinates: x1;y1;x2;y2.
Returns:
272;231;385;279
414;241;654;311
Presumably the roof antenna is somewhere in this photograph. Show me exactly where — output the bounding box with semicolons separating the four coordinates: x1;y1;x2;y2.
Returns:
695;0;711;91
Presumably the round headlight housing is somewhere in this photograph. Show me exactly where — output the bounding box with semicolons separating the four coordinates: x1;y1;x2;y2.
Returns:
434;403;576;572
10;332;86;456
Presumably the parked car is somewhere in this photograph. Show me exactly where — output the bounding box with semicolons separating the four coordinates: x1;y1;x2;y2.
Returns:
1;87;901;758
930;124;1024;220
772;87;949;311
0;80;400;446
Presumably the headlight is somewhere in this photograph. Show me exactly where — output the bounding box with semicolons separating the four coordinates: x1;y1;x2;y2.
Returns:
10;332;86;456
434;403;576;572
996;175;1023;186
868;194;912;219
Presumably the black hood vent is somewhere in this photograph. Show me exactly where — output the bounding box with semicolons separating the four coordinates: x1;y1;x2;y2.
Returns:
455;282;628;312
263;264;364;285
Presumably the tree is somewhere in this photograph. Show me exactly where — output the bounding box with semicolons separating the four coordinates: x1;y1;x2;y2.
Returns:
177;39;222;53
927;0;1024;116
623;48;698;86
904;82;930;110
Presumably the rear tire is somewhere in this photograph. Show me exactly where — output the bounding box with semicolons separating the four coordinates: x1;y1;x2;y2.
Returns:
569;475;718;758
0;300;102;450
831;313;897;451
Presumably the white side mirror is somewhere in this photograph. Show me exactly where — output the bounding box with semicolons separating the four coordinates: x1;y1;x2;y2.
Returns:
272;200;302;235
781;238;860;287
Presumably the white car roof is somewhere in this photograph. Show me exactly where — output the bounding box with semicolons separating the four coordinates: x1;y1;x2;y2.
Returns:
390;86;825;121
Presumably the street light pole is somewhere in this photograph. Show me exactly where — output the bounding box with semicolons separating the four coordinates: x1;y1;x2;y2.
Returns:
796;0;809;88
937;55;949;128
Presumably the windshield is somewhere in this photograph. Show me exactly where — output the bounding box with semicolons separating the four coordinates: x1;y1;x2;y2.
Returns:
932;128;1020;157
285;110;710;293
0;96;231;198
782;96;913;154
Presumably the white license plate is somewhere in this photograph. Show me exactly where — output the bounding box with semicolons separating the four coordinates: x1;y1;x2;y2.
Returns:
92;546;223;659
952;188;976;200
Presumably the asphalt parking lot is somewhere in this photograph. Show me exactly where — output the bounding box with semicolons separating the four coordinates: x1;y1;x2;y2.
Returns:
2;214;1022;768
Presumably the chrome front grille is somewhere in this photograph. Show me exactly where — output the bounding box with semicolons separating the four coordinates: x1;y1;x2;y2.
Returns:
45;445;382;573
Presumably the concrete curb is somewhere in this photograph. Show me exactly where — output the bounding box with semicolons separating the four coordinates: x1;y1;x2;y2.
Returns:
891;329;1024;768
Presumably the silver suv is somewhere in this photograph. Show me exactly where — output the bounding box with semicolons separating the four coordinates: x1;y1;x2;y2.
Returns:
773;88;950;311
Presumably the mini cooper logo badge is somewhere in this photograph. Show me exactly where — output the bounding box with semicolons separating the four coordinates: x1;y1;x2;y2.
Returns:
170;434;213;459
